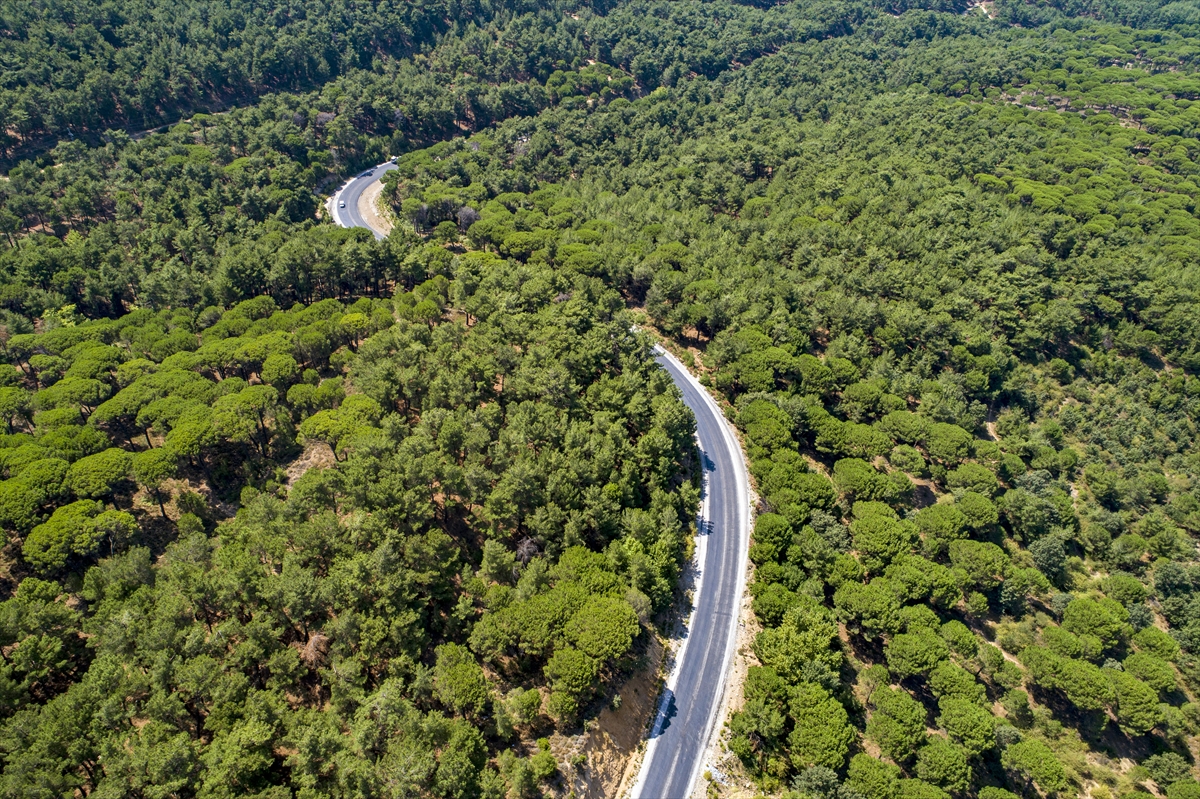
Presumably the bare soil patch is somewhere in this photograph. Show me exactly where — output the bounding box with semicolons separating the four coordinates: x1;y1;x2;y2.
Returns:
359;180;394;237
556;634;668;798
286;442;338;486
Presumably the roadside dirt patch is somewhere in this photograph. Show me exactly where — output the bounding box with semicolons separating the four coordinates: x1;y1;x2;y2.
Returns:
557;634;666;798
358;180;393;237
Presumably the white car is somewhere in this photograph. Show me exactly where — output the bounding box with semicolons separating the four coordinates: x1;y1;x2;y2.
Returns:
338;200;346;208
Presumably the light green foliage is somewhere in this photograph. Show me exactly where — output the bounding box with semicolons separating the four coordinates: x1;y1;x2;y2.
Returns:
1124;652;1177;694
754;596;842;682
889;445;927;476
878;411;929;445
478;539;518;584
0;456;69;533
751;512;794;565
847;753;901;799
1133;625;1181;661
1062;596;1130;650
851;501;917;573
1104;572;1148;606
65;447;131;498
948;540;1009;590
131;448;177;515
945;464;999;498
915;739;971;792
867;686;928;764
836;458;905;505
566;596;640;662
23;500;135;573
885;556;960;608
752;581;801;627
788;683;855;771
544;647;598;719
434;644;490;717
1168;783;1200;799
1001;740;1069;794
923;424;974;467
955;492;999;530
505;688;543;727
928;663;986;706
0;387;30;432
914;504;967;555
212;385;279;457
939;621;977;658
899;780;951;799
1042;625;1086;659
901;604;941;633
886;629;950;678
936;698;996;755
34;377;110;414
979;788;1021;799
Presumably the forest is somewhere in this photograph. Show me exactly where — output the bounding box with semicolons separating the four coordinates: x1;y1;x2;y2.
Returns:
4;0;1200;797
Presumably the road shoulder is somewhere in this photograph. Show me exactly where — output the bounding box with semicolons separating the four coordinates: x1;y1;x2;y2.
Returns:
628;343;753;799
357;179;393;238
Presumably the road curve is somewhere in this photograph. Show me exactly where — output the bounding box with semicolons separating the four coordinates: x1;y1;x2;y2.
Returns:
329;171;752;798
329;160;397;239
632;347;751;799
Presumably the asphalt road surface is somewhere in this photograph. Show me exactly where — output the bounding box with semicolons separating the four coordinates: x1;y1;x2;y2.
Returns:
632;347;750;799
329;168;752;799
330;160;397;239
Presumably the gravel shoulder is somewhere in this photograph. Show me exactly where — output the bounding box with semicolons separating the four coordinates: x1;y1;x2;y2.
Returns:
357;179;393;237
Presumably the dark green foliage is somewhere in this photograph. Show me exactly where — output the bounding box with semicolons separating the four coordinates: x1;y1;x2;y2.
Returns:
730;666;791;776
834;579;903;641
0;265;697;794
1143;752;1192;790
850;501;917;573
7;0;1200;794
1109;669;1163;735
1020;645;1116;711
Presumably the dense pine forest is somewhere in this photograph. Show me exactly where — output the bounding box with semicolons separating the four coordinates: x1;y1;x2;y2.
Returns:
4;0;1200;797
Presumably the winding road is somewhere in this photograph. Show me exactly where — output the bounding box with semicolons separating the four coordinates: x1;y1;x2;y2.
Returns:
329;168;752;799
330;160;397;239
633;347;751;798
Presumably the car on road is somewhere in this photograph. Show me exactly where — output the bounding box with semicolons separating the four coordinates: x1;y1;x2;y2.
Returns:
338;200;346;208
